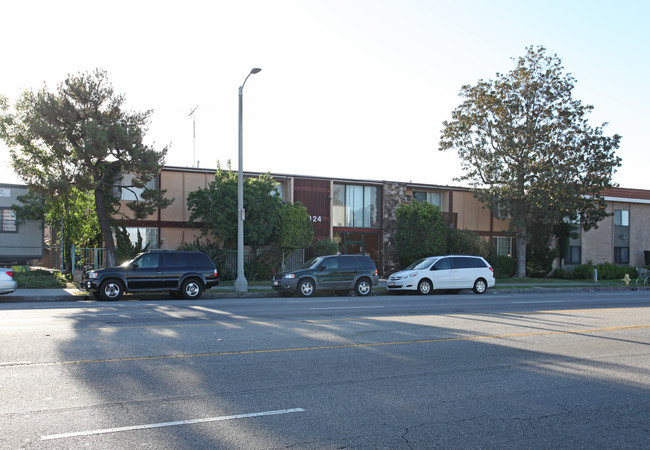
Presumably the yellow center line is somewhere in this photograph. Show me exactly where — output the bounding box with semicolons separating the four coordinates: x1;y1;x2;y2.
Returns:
6;323;649;368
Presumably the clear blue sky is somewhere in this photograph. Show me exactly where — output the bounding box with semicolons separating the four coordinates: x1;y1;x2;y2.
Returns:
2;0;648;189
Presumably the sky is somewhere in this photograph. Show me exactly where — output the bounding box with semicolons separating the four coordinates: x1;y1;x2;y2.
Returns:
1;0;649;190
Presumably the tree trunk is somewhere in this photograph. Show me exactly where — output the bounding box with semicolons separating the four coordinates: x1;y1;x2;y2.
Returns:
515;224;527;278
94;187;116;268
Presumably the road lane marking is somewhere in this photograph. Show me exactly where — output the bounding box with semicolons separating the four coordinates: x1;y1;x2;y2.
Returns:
512;301;564;304
5;323;649;368
41;408;306;441
309;306;385;310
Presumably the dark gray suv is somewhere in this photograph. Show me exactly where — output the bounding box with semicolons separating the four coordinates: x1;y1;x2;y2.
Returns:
82;250;219;300
272;254;379;297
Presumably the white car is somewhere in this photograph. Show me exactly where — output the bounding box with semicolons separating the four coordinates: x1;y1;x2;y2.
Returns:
387;255;495;295
0;267;17;295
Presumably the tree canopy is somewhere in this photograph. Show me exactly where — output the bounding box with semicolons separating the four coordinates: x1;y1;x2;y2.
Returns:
395;201;447;267
187;164;283;249
0;69;172;268
439;46;621;277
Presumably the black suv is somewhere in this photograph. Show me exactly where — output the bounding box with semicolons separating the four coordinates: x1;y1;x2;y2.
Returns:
82;250;219;301
272;254;379;297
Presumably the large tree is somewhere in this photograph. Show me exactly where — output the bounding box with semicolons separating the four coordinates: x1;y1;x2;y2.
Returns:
440;46;621;277
0;69;171;268
187;164;283;249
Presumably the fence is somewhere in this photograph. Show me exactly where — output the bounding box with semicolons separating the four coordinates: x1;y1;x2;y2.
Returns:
225;248;305;274
71;246;107;272
67;246;304;275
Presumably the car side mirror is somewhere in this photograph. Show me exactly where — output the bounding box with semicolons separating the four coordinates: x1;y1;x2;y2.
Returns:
131;263;139;269
430;266;438;271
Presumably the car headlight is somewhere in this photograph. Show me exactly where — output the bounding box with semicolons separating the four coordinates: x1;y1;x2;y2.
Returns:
88;272;99;279
283;274;296;279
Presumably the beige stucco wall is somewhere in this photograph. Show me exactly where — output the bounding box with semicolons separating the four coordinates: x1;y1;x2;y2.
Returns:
453;191;495;232
630;203;650;266
160;170;214;222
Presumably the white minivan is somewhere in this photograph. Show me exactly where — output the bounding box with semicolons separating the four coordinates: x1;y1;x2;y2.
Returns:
387;255;495;295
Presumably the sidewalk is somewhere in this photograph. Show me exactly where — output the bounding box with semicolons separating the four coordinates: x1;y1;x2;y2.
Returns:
2;281;649;303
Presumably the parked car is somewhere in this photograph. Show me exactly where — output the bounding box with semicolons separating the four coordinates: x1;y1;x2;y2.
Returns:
272;254;379;297
387;255;495;295
82;250;219;301
0;267;17;295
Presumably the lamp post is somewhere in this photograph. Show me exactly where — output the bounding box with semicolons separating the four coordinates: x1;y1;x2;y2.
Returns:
234;67;262;292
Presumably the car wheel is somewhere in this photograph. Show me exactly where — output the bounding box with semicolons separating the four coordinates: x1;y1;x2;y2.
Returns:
298;279;315;297
417;279;432;295
355;279;372;296
335;290;350;296
473;278;487;294
99;280;124;301
181;278;204;299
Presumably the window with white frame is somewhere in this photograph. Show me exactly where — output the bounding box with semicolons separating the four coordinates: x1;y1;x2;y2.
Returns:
614;210;629;227
126;227;159;249
332;184;379;228
120;174;158;201
494;236;513;257
413;191;442;207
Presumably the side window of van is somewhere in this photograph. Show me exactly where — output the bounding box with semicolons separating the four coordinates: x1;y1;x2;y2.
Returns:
452;257;475;269
339;257;356;270
433;258;452;270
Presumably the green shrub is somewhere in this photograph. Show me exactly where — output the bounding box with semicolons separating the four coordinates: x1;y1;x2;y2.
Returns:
245;254;281;281
567;261;595;279
446;228;490;258
595;262;637;280
491;256;515;279
313;239;339;256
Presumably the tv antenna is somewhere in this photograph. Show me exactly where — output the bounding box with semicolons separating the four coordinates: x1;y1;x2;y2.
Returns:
188;106;198;167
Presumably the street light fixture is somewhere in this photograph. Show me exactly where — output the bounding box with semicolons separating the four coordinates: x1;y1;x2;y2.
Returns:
234;68;262;293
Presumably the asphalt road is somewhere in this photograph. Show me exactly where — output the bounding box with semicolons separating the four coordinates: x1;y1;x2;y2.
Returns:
1;290;649;449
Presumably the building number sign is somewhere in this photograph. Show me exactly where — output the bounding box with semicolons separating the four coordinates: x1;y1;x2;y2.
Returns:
310;216;322;223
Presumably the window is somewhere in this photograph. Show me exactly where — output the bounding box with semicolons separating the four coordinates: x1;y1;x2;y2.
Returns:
125;227;159;249
413;191;442;207
332;184;379;228
566;246;581;264
614;247;629;264
494;237;513;257
120;174;158;201
614;210;629;227
0;209;17;232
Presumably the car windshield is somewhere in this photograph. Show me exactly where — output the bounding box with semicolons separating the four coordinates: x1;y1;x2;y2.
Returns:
405;258;435;270
301;257;325;269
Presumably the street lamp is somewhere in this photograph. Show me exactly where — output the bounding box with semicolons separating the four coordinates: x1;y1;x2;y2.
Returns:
234;67;262;293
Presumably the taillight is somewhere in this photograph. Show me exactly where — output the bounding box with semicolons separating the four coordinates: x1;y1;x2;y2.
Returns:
374;268;378;276
214;269;218;277
6;270;13;278
489;267;494;272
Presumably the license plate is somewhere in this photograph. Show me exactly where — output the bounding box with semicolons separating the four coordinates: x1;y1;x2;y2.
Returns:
388;282;395;287
273;281;279;286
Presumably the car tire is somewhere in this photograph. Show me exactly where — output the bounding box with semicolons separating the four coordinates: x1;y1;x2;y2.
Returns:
298;279;315;297
355;278;372;296
335;290;350;296
98;279;124;301
417;279;432;295
181;278;204;299
473;278;487;294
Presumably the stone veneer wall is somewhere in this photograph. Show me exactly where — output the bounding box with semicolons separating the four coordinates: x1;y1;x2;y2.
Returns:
382;181;408;276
